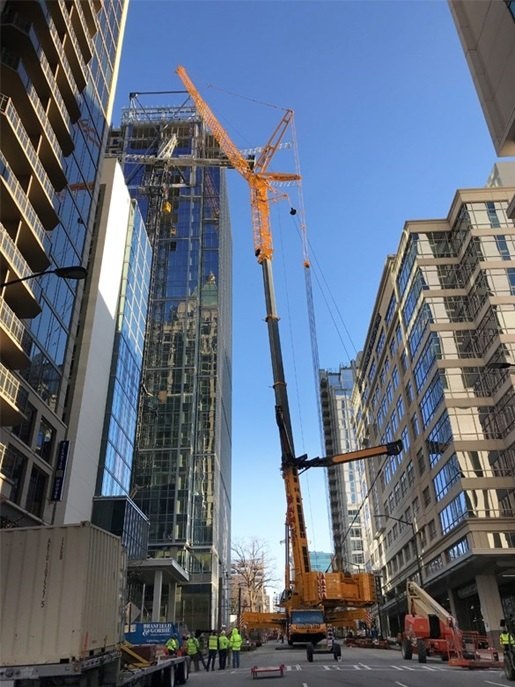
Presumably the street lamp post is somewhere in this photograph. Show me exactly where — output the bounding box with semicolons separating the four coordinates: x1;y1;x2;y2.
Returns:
375;514;423;584
0;265;87;288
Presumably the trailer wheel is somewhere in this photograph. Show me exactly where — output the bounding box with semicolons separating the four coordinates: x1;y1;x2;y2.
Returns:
505;654;515;681
417;640;427;664
169;664;176;687
333;642;342;661
401;639;412;660
306;643;314;662
176;657;189;684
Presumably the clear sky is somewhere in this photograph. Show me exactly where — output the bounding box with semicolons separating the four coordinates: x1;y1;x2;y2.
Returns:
112;0;499;593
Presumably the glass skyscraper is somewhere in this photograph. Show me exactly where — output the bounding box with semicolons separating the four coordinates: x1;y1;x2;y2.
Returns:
0;0;128;527
320;366;366;571
112;96;232;630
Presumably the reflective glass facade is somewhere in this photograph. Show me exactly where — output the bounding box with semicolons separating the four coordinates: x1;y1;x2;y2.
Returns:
97;201;151;496
114;102;232;630
320;366;365;570
0;0;128;527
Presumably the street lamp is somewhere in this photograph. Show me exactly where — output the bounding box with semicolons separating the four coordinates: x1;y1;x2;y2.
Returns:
375;514;423;583
0;265;87;288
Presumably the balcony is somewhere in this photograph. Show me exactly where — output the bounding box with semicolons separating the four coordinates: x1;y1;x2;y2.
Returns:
0;94;59;231
0;223;42;319
0;362;27;427
0;298;32;369
30;1;87;89
1;52;69;181
0;155;50;274
1;48;74;157
75;0;100;42
51;0;93;63
2;8;80;121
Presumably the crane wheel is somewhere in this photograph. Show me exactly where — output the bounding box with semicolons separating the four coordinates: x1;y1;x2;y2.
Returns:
306;644;314;662
401;639;412;660
417;640;427;663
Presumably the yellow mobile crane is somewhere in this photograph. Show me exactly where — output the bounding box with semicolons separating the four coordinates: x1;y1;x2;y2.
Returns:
176;66;402;656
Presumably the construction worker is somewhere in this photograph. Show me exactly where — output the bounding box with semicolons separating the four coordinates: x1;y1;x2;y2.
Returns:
165;634;178;655
500;627;515;648
218;629;229;669
206;629;218;671
229;627;243;668
186;633;207;671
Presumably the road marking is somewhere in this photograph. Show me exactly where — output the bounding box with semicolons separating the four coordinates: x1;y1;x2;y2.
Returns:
286;665;302;671
391;665;404;670
359;662;372;670
421;665;437;670
395;682;409;687
484;682;509;687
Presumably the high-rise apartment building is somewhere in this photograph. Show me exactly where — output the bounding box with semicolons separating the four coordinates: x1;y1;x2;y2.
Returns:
111;95;232;630
320;366;367;571
354;170;515;640
0;1;128;528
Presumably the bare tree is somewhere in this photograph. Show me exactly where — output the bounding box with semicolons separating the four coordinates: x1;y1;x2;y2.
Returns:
230;538;279;614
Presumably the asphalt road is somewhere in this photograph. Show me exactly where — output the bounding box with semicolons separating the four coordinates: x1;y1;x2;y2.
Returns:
186;643;510;686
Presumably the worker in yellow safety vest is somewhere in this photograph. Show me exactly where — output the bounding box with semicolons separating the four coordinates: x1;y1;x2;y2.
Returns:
229;627;243;668
501;629;515;647
165;635;178;655
206;630;218;672
218;629;229;670
186;634;207;671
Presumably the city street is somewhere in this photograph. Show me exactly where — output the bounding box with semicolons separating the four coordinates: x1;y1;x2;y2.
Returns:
186;644;510;686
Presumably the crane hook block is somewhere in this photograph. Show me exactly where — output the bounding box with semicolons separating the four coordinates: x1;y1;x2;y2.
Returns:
290;207;297;215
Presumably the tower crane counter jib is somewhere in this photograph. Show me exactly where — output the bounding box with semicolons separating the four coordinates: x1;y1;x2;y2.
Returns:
175;65;403;647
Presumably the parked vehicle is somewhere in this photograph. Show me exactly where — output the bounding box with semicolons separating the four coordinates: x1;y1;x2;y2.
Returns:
402;580;501;670
0;523;189;685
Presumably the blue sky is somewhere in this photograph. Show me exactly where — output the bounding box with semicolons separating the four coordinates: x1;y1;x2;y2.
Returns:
112;0;499;591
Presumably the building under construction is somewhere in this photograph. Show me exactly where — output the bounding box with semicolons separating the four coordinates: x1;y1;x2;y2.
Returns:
110;93;232;631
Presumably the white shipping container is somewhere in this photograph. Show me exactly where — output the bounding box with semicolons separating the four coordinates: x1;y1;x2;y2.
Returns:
0;522;125;666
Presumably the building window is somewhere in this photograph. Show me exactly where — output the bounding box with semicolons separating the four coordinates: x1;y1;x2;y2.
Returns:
439;492;468;535
35;419;55;464
25;466;48;518
446;537;469;562
422;485;431;507
417;448;426;475
433;454;461;501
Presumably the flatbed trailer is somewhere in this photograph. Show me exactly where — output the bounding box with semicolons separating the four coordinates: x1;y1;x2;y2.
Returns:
0;651;190;686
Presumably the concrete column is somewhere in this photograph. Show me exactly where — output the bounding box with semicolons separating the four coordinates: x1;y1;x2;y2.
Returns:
167;583;177;622
476;574;504;646
447;588;459;619
152;569;163;622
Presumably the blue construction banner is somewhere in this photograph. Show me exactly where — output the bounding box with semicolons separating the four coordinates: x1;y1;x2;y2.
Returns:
125;622;177;644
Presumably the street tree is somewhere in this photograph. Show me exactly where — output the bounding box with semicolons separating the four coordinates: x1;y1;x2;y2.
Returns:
230;538;279;615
